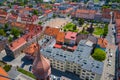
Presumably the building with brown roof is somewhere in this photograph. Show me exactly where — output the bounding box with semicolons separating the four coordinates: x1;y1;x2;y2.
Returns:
56;32;65;44
102;8;111;22
44;27;60;37
72;9;96;20
0;67;10;80
11;22;26;30
23;43;38;60
5;26;43;58
97;38;108;48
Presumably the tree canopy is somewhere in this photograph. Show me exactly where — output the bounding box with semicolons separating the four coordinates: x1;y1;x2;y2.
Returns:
78;18;84;25
0;29;6;36
11;27;21;38
33;10;38;15
92;48;106;62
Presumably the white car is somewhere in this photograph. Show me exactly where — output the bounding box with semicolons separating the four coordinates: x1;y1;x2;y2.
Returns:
108;60;112;66
110;53;113;57
112;27;116;33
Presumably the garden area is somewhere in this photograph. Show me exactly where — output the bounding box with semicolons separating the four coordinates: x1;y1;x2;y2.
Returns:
17;67;36;79
93;23;108;37
92;48;106;62
0;60;12;72
63;23;79;32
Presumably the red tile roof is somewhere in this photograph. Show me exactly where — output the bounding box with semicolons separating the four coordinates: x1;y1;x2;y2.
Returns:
54;44;62;48
97;38;108;48
23;43;38;56
114;10;120;19
56;32;65;43
0;9;7;18
102;8;111;19
0;67;9;80
116;19;120;26
44;27;60;37
65;31;77;41
9;37;27;51
11;22;26;30
44;10;52;14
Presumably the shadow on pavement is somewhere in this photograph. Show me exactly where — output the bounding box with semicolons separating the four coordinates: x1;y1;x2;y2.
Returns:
2;55;14;62
20;56;33;68
51;68;81;80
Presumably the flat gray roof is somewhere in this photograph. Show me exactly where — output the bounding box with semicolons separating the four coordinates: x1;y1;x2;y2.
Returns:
41;40;103;75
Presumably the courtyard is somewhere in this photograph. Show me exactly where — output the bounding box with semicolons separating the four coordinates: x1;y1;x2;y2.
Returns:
44;18;72;28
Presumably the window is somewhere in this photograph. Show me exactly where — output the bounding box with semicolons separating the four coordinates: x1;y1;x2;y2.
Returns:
91;73;95;76
82;73;85;75
81;76;84;78
83;70;86;72
86;73;89;75
91;76;94;79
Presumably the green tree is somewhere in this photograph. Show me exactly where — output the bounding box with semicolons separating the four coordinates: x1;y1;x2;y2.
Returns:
33;10;38;15
29;4;33;8
38;21;42;25
92;48;106;62
0;29;6;36
53;14;56;18
4;23;8;29
103;24;108;37
8;36;13;42
11;27;20;38
78;18;84;25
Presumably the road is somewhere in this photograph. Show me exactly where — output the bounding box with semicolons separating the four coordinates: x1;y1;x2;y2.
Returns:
101;23;117;80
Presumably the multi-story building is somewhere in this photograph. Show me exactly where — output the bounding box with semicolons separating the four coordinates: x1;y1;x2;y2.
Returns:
64;31;77;46
40;40;103;80
71;9;96;20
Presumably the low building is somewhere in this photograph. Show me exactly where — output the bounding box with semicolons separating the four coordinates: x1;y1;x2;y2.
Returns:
44;27;60;38
5;37;27;58
97;38;108;49
5;25;42;58
65;31;77;46
56;32;65;45
23;43;38;60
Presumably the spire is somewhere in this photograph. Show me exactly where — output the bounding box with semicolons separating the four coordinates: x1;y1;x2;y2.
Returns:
32;25;51;80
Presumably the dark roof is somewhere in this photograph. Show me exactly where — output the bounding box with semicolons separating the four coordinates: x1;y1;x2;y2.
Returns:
76;34;88;44
88;35;98;44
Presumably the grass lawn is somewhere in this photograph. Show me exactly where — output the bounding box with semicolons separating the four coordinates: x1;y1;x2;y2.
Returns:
94;0;99;3
17;68;36;79
93;27;104;35
63;23;79;32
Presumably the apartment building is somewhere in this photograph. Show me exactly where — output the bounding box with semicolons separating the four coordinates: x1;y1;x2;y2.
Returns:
40;40;103;80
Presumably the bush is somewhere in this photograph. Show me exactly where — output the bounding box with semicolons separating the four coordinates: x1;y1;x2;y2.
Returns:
92;48;106;62
3;65;12;72
17;68;36;79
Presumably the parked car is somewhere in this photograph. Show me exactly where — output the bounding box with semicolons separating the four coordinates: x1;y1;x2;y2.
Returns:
108;60;112;66
110;53;113;57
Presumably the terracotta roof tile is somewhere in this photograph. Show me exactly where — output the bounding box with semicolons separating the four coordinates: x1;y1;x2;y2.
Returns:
23;43;38;56
97;38;108;48
56;32;65;43
0;67;9;80
44;27;60;37
9;37;27;51
11;22;26;30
